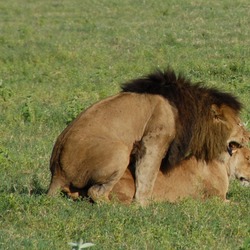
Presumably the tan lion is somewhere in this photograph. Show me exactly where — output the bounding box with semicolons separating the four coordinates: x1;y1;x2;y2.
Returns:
227;147;250;187
47;69;249;205
110;147;250;203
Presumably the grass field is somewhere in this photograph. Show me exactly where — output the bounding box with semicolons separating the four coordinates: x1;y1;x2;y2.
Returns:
0;0;250;249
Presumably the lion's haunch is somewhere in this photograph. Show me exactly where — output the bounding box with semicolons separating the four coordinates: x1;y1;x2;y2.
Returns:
48;93;176;205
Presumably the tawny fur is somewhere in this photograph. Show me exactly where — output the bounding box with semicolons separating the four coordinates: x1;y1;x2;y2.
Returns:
110;147;250;204
122;69;244;165
48;93;177;205
227;147;250;187
48;69;249;205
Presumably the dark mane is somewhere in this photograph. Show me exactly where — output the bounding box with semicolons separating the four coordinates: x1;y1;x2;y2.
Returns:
121;69;242;166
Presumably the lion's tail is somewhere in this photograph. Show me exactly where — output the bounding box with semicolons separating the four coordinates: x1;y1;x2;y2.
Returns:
47;138;66;196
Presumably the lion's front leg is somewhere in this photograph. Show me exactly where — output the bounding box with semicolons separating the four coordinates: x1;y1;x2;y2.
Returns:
134;153;162;206
134;131;174;206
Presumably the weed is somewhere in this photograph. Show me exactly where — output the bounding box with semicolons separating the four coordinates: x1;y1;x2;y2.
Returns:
20;95;34;123
69;240;95;250
0;80;12;101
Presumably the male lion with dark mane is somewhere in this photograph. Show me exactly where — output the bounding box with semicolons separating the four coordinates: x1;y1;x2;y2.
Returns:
110;147;250;203
48;69;249;205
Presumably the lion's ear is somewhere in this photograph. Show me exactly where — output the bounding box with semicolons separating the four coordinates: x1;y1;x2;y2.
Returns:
211;104;225;122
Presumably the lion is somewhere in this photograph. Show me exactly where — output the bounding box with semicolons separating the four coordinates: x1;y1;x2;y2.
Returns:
110;147;250;203
51;146;250;203
227;147;250;187
47;69;248;205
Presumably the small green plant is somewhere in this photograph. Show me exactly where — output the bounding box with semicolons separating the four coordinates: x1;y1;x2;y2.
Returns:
68;239;94;249
20;95;34;123
240;237;250;250
0;145;12;168
0;80;12;101
64;91;99;125
64;96;85;125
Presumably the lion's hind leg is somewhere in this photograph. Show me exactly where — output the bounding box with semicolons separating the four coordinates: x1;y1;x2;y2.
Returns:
88;183;113;202
87;166;130;203
87;143;130;203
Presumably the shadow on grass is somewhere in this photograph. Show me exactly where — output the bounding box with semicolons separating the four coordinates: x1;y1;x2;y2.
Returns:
28;176;94;203
29;176;48;196
5;174;48;196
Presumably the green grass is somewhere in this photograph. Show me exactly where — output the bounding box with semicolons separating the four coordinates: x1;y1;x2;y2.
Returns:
0;0;250;249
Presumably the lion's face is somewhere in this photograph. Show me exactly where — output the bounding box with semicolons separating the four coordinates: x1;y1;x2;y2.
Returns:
229;147;250;186
217;105;250;154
